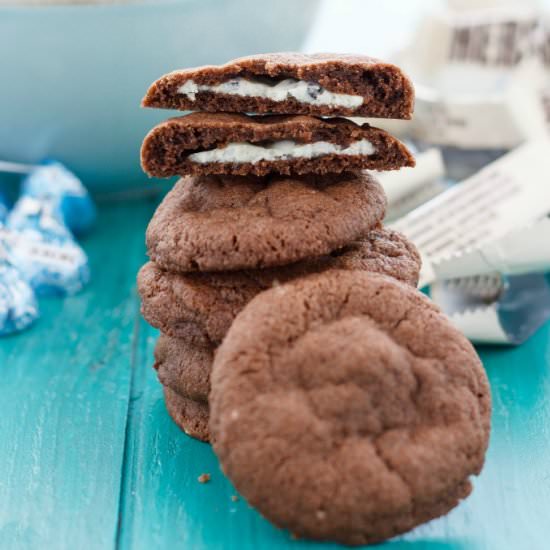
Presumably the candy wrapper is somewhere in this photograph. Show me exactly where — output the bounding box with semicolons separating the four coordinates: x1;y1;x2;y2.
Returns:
429;217;550;344
0;160;94;297
408;63;550;150
5;195;90;296
434;217;550;279
20;161;96;236
376;147;447;222
391;139;550;288
393;2;550;149
431;272;550;345
0;159;94;333
0;227;39;336
391;139;550;345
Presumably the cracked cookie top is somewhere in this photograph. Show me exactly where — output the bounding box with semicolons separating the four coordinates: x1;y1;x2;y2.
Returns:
210;270;491;545
146;172;386;272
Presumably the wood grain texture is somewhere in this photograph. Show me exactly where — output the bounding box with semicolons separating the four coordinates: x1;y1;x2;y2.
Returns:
0;199;155;550
1;196;550;550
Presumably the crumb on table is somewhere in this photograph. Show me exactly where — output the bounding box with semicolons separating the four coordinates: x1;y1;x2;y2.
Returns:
231;495;239;502
198;473;211;484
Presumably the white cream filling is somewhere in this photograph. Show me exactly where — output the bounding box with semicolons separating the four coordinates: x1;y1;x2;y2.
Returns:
188;139;375;164
178;78;363;108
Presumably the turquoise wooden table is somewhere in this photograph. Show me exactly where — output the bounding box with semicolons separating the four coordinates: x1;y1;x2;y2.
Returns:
1;196;549;550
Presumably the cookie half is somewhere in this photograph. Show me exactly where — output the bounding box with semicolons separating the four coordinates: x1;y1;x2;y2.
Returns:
141;113;414;178
142;52;414;119
154;334;213;402
163;387;210;443
139;229;421;346
210;271;491;545
146;172;386;272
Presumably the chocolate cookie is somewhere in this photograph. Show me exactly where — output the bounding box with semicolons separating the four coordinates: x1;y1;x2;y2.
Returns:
141;113;414;178
146;172;386;272
154;334;212;402
210;271;491;545
142;52;415;119
164;387;210;443
138;229;421;346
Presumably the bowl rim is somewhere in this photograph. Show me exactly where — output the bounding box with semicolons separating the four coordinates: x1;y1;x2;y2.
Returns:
0;0;200;10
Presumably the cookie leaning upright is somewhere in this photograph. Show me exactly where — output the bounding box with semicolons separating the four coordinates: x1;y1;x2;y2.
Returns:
209;271;491;545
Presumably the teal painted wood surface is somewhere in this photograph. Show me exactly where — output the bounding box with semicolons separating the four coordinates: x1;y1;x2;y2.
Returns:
0;198;156;550
1;197;550;550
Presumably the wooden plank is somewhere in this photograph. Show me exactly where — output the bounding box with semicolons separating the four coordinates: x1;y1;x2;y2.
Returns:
0;199;155;550
118;311;550;549
116;319;295;550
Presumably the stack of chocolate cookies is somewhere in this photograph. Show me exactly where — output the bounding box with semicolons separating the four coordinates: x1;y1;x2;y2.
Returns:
138;53;419;441
136;54;491;545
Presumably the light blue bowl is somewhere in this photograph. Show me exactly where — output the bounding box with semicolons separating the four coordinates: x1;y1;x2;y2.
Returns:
0;0;318;195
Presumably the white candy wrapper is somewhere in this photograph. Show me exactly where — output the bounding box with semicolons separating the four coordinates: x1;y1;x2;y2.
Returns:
429;215;550;345
0;225;39;336
5;196;90;296
431;272;550;344
434;217;550;279
385;179;448;224
390;139;550;288
410;72;549;149
396;4;550;148
376;147;447;222
403;4;545;77
376;148;446;205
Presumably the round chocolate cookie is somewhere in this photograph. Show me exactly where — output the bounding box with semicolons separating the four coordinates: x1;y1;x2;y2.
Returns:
210;271;491;545
138;228;420;346
164;387;210;443
154;334;213;402
146;172;386;272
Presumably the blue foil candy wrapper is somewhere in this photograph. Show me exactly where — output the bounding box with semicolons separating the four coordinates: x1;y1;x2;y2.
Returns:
0;226;39;336
21;161;96;237
6;195;90;296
